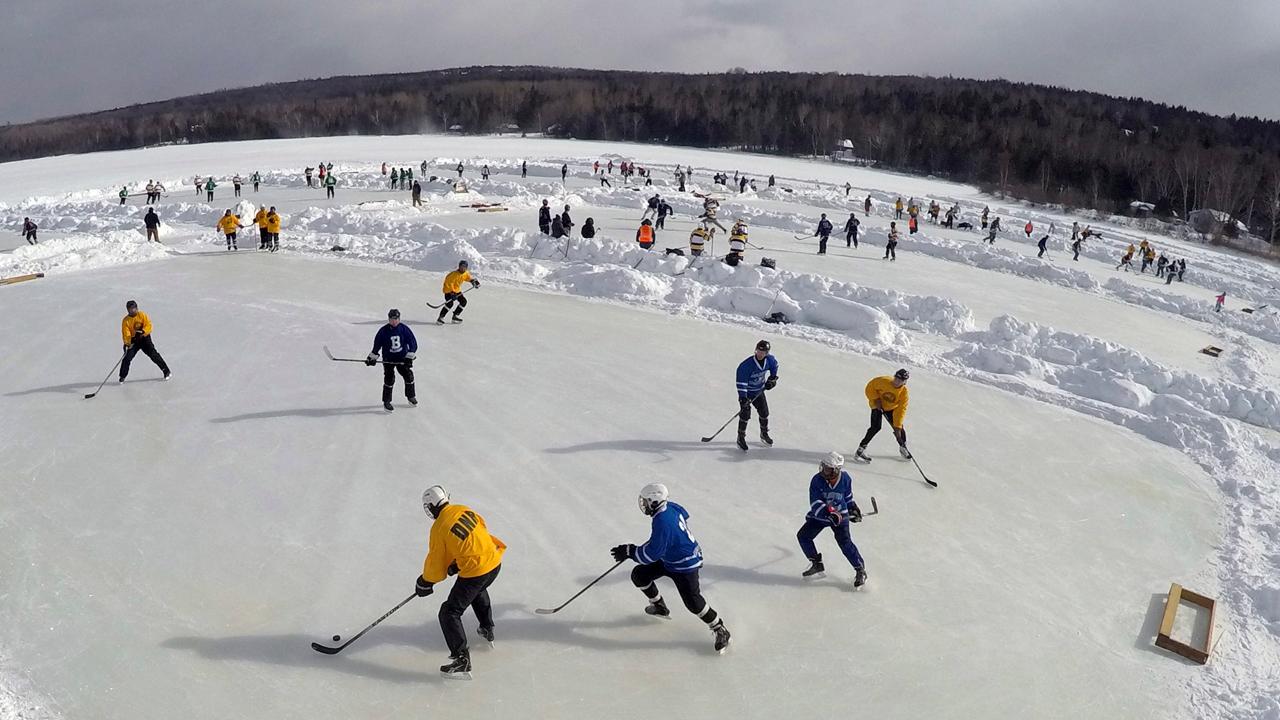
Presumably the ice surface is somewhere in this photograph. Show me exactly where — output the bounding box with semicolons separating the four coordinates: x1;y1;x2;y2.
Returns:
1;135;1278;720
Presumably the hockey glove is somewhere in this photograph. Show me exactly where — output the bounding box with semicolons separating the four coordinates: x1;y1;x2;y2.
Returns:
764;376;777;390
122;344;130;353
447;561;459;576
365;353;378;367
610;544;636;562
471;279;480;288
414;576;434;597
405;352;416;361
825;505;844;528
849;501;864;523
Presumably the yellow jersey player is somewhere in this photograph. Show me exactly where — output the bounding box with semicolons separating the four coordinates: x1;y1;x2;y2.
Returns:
437;260;480;324
415;485;506;679
854;368;910;463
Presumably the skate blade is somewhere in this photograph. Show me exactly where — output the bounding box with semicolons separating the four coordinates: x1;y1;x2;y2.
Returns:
802;572;826;581
441;670;473;681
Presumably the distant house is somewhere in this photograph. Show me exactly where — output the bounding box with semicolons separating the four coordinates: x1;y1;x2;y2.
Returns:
830;139;875;166
448;124;464;133
1129;201;1155;218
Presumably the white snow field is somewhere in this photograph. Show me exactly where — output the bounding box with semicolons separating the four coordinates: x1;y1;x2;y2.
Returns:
1;135;1278;720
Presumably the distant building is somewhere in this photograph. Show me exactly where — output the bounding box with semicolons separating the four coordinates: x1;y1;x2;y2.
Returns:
830;139;875;166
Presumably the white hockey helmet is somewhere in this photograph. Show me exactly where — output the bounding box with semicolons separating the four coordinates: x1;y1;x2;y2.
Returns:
422;485;450;517
819;452;844;476
638;483;669;516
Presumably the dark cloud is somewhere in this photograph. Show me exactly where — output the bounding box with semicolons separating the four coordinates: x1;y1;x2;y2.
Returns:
2;0;1276;125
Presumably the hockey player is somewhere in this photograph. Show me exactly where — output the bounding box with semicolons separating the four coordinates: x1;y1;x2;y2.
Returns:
411;180;422;207
367;308;417;410
323;172;337;199
253;206;269;249
232;174;243;198
1071;236;1084;261
1024;220;1033;238
981;206;990;229
521;160;527;178
844;181;852;197
853;368;910;463
735;340;779;451
437;260;480;324
689;226;709;256
1116;245;1134;272
204;176;217;202
1037;234;1049;258
481;165;490;180
884;221;899;261
798;452;867;587
251;172;260;192
144;181;156;204
217;210;243;250
561;163;568;183
119;186;128;205
815;213;833;255
538;200;552;235
1215;292;1226;312
985;217;1000;244
656;199;673;230
611;483;731;654
456;162;465;178
22;217;38;244
1156;253;1169;277
550;214;565;239
416;485;506;678
265;207;281;252
143;207;161;243
842;213;860;249
726;227;747;265
894;197;904;219
119;300;171;382
908;215;918;235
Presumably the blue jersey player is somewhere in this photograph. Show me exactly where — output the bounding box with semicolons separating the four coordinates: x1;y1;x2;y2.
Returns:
798;452;868;587
612;483;732;653
735;339;779;451
367;308;418;411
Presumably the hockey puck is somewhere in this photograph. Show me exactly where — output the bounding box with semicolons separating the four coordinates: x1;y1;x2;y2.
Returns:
332;635;341;642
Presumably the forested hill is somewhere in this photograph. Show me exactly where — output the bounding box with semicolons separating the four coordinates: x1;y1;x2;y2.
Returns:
4;66;1278;240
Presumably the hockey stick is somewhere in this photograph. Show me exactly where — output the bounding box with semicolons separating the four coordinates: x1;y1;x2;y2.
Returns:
911;455;938;488
793;233;815;241
426;286;476;309
535;560;626;615
699;392;762;443
323;346;404;365
311;592;417;655
862;496;880;516
84;352;127;399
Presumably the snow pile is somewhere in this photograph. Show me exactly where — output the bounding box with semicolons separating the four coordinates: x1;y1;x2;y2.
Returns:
1103;278;1280;347
949;315;1280;432
0;230;170;277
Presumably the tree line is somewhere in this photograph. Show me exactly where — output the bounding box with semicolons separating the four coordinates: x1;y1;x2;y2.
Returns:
3;66;1279;243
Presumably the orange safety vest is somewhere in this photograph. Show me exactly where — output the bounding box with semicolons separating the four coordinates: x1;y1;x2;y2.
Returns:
637;225;654;245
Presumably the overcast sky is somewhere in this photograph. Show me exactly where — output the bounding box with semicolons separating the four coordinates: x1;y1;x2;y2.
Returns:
4;0;1279;125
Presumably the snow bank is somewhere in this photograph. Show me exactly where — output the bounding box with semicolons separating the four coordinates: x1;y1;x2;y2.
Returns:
950;315;1280;432
0;230;170;277
1104;278;1280;347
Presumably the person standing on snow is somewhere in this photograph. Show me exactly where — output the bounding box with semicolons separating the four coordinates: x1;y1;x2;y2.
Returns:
797;452;868;588
560;205;575;237
323;172;337;199
1024;220;1033;238
538;199;552;235
734;340;779;451
611;483;732;654
1215;292;1226;312
864;195;873;216
853;368;911;463
985;217;1000;244
119;300;171;383
415;485;506;678
366;308;417;410
204;176;217;202
144;207;162;243
253;206;269;249
580;217;596;239
412;180;422;207
815;213;833;255
844;213;861;248
561;164;568;183
1037;234;1049;258
656;199;673;230
894;197;904;219
119;186;129;205
21;217;38;244
436;260;480;325
265;207;282;252
232;174;243;198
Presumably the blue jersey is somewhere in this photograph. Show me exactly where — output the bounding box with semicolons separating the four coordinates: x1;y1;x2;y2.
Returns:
372;323;418;360
735;355;779;398
807;471;855;522
635;501;703;573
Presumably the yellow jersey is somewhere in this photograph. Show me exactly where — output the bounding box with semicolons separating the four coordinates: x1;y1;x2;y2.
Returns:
422;504;506;582
442;269;473;294
217;215;241;234
121;311;153;345
864;376;909;427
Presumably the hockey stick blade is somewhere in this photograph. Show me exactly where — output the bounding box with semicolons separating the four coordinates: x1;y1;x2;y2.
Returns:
310;641;343;655
911;457;938;487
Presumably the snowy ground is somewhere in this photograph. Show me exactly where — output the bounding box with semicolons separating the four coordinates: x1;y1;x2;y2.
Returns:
1;135;1278;720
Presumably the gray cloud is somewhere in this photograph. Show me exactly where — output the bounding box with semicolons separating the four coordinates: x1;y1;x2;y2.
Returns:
2;0;1277;125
